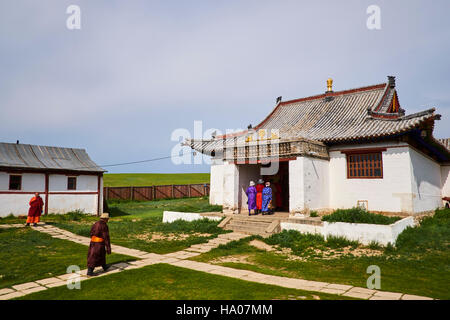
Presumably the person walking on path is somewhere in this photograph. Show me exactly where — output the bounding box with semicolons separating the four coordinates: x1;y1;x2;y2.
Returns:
261;182;273;215
255;179;264;214
87;213;112;276
245;181;257;216
26;193;43;226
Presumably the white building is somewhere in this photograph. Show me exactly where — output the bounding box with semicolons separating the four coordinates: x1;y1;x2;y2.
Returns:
188;76;450;216
0;143;105;217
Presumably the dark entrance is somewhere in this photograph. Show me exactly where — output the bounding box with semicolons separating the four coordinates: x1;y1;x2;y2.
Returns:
261;161;289;212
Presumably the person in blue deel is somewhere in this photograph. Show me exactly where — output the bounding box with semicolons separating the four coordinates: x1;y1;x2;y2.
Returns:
261;181;273;215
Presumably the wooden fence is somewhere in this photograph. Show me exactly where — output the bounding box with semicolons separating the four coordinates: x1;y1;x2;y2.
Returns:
103;184;210;201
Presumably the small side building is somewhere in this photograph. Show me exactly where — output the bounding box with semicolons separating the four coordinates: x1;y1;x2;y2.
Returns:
0;142;105;217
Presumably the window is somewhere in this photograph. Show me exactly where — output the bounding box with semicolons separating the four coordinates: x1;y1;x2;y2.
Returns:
347;152;383;178
9;175;22;190
67;177;77;190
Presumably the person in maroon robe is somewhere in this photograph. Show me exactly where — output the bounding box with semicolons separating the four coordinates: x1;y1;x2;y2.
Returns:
26;193;44;226
87;213;112;276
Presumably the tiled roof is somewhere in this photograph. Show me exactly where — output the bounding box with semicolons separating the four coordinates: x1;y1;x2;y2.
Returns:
438;138;450;151
0;142;105;172
188;78;440;153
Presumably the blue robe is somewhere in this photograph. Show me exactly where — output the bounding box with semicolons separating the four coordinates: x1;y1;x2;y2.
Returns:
261;186;272;212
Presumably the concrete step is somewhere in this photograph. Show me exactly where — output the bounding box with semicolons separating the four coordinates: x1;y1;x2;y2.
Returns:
226;220;272;228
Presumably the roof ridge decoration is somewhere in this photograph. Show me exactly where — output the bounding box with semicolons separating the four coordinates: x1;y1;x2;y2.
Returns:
187;76;447;162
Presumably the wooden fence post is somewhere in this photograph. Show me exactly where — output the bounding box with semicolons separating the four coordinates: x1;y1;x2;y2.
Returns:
130;186;134;201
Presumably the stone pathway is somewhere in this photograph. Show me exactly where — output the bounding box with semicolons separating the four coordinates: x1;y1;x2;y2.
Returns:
0;223;434;300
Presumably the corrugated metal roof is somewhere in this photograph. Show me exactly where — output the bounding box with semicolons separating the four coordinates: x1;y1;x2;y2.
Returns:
187;79;440;154
0;142;105;172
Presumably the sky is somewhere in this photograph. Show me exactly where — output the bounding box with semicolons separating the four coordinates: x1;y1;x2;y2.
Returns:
0;0;449;173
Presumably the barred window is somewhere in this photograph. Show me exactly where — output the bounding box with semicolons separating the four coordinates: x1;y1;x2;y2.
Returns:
347;152;383;178
9;175;22;190
67;177;77;190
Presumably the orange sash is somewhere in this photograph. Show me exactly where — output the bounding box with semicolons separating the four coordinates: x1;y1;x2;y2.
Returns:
91;236;104;242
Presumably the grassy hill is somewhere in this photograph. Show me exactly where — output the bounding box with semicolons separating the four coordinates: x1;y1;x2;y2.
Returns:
103;173;210;187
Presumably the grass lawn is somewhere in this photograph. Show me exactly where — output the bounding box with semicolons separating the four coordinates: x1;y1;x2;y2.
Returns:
104;173;210;187
17;263;352;300
0;197;226;254
191;209;450;299
0;228;134;289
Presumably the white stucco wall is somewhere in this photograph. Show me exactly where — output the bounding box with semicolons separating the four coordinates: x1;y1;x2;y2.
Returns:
209;160;225;206
49;174;98;192
222;162;240;212
0;172;45;192
281;217;415;245
409;148;442;213
442;166;450;198
47;194;98;214
329;142;414;213
162;211;222;223
289;156;329;213
0;171;101;217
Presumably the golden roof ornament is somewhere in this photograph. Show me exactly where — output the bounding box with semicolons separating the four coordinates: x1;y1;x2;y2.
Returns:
327;78;333;92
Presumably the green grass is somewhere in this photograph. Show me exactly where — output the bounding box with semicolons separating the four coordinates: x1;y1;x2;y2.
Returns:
35;198;227;254
0;228;134;289
104;173;210;187
321;207;402;225
54;217;228;254
17;263;352;300
107;197;222;219
192;208;450;299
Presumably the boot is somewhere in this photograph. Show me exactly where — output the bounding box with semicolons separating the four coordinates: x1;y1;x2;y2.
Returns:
102;264;110;272
87;267;94;277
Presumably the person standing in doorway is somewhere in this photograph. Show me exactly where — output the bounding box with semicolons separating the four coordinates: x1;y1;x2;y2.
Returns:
245;181;257;216
255;179;264;214
261;182;273;215
26;193;43;226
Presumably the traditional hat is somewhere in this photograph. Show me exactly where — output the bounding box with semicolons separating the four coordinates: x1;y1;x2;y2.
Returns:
249;181;255;186
257;179;264;184
100;212;110;219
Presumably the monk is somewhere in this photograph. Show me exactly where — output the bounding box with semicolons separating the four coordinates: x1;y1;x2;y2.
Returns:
87;213;112;276
261;182;273;215
245;181;257;216
255;179;264;214
26;193;43;226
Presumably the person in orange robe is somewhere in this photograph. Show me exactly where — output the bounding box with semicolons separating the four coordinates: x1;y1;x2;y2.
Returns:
26;193;44;226
255;179;264;214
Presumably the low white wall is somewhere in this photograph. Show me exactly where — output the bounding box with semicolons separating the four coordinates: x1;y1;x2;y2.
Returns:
280;222;323;235
162;211;222;223
280;217;415;246
323;217;415;245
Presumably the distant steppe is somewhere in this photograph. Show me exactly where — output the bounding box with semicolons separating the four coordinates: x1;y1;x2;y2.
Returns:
103;173;210;187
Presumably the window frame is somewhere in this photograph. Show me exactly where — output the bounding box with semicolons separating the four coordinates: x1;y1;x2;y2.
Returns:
343;148;385;179
9;174;22;190
67;176;77;190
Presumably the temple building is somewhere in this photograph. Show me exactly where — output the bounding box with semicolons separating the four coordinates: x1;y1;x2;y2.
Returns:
187;76;450;216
